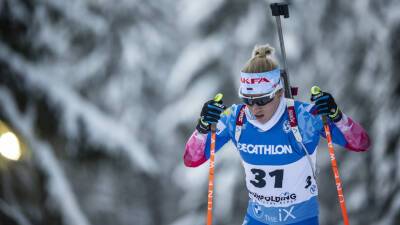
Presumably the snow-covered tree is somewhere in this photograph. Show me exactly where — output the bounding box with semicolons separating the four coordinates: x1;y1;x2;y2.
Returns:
0;0;399;225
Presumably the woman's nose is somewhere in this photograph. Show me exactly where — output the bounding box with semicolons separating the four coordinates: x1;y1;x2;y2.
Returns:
251;104;262;110
250;105;262;113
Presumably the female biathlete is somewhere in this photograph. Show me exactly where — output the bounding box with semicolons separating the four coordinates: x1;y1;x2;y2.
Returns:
183;44;370;225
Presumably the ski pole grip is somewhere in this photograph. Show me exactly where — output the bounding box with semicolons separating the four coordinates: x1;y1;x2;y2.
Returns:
311;86;323;97
211;93;223;132
311;86;328;124
270;3;290;18
213;93;223;102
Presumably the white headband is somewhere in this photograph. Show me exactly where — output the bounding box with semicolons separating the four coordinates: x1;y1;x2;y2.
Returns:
239;68;282;95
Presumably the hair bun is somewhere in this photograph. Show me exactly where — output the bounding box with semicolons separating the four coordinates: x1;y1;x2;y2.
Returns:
252;44;274;58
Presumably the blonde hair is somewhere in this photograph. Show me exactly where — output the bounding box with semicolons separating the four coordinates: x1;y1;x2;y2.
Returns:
241;44;278;73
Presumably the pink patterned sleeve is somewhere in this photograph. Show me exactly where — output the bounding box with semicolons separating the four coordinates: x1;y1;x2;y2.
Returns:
335;113;371;152
183;130;208;167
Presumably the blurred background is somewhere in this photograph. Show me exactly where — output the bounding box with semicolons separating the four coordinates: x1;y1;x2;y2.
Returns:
0;0;399;225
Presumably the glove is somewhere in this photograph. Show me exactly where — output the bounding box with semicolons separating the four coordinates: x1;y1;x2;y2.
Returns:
196;99;226;134
311;91;342;122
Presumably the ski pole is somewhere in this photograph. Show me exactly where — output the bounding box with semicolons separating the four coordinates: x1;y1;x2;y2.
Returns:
206;93;223;225
311;86;350;225
270;2;292;99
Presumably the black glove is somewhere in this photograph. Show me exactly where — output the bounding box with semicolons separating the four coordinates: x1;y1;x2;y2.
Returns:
196;99;226;134
311;91;342;122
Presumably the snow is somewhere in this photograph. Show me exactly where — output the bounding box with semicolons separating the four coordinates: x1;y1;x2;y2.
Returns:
0;88;90;225
177;0;226;31
0;199;32;225
165;36;225;99
40;0;107;34
233;3;265;46
1;0;400;224
168;212;203;225
156;74;220;139
0;42;159;175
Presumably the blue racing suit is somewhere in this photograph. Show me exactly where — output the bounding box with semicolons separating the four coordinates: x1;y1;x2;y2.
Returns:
184;97;370;225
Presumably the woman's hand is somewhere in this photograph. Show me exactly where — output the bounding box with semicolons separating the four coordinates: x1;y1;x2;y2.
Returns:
196;99;226;134
311;91;342;122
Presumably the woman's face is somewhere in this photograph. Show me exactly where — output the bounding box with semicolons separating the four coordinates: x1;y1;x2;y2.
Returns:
244;90;283;124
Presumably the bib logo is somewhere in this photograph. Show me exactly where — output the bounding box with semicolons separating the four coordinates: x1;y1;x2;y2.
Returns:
252;203;264;219
283;120;291;133
241;77;270;84
279;206;296;222
238;143;293;155
216;121;226;135
310;184;317;194
249;191;297;205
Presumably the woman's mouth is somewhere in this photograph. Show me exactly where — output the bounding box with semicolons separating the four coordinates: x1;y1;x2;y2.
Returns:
255;114;264;119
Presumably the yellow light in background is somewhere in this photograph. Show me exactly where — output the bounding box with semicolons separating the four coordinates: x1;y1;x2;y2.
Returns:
0;131;21;161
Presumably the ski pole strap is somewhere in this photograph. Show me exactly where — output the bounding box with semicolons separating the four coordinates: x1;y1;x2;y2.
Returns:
286;98;317;179
235;105;246;144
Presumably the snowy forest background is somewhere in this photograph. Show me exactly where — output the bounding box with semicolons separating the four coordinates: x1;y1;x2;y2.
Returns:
0;0;399;225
